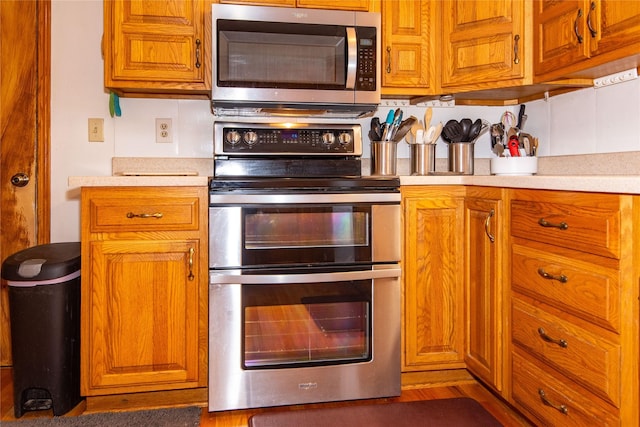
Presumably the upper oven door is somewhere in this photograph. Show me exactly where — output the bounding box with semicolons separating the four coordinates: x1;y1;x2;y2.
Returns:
209;192;399;269
211;4;380;107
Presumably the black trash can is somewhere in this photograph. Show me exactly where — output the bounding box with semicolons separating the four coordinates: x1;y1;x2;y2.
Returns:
1;242;82;418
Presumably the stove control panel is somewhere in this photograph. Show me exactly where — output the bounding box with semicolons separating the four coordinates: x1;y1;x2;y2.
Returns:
214;122;362;156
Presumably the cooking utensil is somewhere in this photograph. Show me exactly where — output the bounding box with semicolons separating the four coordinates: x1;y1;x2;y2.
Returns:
430;122;443;144
516;104;526;130
467;119;483;141
393;116;417;143
424;107;433;130
501;111;516;130
443;119;464;143
507;135;521;157
370;117;382;141
380;109;395;141
459;118;472;141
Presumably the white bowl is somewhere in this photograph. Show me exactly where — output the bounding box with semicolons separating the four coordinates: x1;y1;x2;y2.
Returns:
490;156;538;176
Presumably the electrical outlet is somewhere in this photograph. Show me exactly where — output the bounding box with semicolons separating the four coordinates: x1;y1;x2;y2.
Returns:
88;118;104;142
156;118;173;143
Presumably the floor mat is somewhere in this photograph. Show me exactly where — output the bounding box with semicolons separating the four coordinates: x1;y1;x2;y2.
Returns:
249;398;503;427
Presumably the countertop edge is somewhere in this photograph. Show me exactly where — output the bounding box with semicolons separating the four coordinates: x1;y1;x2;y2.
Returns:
68;176;209;188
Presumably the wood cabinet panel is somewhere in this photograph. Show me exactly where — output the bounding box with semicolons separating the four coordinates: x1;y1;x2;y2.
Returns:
511;243;620;333
442;0;525;88
464;187;505;393
511;351;620;426
510;192;621;259
104;0;209;96
85;239;201;392
402;187;465;371
512;298;620;407
81;186;208;396
381;0;432;92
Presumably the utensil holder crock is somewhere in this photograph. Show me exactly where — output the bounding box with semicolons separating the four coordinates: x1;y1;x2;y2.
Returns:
371;141;397;176
410;144;436;175
448;142;474;175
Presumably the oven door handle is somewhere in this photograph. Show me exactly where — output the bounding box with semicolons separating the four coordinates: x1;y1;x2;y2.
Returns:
209;266;400;285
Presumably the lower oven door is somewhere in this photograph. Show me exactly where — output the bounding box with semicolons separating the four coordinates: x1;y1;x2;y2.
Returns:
208;265;401;411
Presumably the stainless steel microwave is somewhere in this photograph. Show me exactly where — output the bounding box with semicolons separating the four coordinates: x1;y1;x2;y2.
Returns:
211;4;381;117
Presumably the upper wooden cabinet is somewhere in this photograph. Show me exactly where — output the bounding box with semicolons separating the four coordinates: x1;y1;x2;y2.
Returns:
217;0;377;11
533;0;640;81
441;0;529;91
104;0;210;97
381;0;434;95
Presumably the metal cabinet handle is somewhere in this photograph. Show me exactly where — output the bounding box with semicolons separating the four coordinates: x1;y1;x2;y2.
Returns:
574;9;584;43
126;212;163;219
538;389;569;415
537;267;568;283
484;209;495;243
538;218;568;230
195;39;201;69
587;2;597;37
188;247;195;281
11;173;30;187
538;327;568;348
513;34;520;64
386;46;392;74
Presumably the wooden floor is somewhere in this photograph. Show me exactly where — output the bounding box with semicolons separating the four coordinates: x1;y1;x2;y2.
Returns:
1;367;532;426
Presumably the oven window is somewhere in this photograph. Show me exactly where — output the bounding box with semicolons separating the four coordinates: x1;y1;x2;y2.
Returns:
217;21;346;88
242;281;371;368
245;207;369;249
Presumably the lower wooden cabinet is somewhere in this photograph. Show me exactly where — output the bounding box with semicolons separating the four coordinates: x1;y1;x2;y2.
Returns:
463;187;506;394
401;186;465;371
80;187;208;396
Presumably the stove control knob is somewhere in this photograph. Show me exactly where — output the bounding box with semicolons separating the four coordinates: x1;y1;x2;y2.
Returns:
338;132;352;145
321;132;335;145
225;131;241;146
244;131;259;146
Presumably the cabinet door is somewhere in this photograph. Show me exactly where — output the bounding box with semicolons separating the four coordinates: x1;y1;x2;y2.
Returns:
402;187;465;371
382;0;432;92
104;0;208;94
533;0;590;77
442;0;525;88
297;0;375;11
591;0;640;56
82;240;202;395
464;189;504;393
218;0;296;5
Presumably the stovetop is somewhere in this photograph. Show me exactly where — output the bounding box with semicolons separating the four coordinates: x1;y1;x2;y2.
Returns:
209;176;400;192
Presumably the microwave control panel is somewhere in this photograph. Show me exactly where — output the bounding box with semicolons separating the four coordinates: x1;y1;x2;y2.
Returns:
356;27;377;91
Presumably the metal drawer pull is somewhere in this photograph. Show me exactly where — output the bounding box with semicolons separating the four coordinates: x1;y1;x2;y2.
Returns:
195;39;201;69
386;46;392;74
587;2;597;38
188;247;195;281
513;34;520;64
126;212;163;219
538;389;569;415
538;218;568;230
537;268;568;283
538;327;568;348
574;8;584;44
484;209;495;243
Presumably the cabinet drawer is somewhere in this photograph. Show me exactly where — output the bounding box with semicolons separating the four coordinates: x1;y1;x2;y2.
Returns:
511;244;620;333
512;299;620;407
510;199;620;259
512;352;619;426
88;195;200;232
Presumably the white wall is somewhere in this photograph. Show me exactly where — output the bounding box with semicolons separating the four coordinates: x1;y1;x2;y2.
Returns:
50;1;640;243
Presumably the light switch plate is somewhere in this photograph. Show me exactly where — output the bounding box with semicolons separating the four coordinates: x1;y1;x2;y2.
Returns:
88;118;104;142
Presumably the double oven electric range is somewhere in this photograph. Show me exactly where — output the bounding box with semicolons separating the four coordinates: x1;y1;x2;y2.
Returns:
208;122;401;411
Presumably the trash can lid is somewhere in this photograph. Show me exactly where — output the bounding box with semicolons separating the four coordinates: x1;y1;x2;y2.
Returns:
1;242;80;282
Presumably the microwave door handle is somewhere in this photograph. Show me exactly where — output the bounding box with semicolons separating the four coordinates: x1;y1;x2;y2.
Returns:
346;27;357;89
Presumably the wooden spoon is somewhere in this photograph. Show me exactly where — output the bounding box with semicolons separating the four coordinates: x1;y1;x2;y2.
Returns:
424;107;433;130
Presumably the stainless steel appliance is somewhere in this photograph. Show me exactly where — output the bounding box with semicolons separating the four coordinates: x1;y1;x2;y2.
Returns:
211;4;380;117
208;122;401;411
